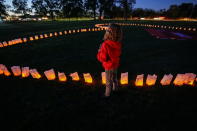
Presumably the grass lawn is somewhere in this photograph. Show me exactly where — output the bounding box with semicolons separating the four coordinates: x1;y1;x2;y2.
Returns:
1;20;197;130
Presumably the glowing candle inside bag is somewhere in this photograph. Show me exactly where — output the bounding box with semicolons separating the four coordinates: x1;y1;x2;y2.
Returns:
35;35;39;40
22;67;29;78
0;64;5;75
44;34;48;38
58;72;67;82
101;72;106;84
11;66;21;76
120;72;128;85
135;74;144;87
30;69;41;79
23;38;27;42
30;37;34;41
183;73;196;86
44;69;56;80
0;43;3;47
83;73;93;84
54;32;58;36
50;33;53;37
3;42;8;47
8;41;13;45
173;74;185;86
160;74;173;86
4;66;11;76
146;74;157;86
40;35;44;39
70;72;80;81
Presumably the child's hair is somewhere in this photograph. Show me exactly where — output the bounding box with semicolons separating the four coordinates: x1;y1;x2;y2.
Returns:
103;23;123;42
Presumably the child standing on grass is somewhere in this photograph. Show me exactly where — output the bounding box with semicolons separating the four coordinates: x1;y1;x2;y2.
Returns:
97;23;123;98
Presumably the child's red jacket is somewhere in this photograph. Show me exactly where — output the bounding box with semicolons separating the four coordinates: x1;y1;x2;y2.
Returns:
97;40;122;70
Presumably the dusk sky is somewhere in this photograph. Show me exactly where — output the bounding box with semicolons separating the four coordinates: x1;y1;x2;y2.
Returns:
5;0;197;11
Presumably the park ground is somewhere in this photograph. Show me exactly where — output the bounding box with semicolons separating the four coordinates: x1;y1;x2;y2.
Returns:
0;20;197;130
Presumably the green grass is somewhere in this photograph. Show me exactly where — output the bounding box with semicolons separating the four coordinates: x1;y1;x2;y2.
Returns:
1;20;197;130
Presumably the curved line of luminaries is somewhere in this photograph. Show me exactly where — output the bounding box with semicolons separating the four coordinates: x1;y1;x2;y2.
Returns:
0;64;196;87
95;23;197;32
0;27;105;48
1;22;196;48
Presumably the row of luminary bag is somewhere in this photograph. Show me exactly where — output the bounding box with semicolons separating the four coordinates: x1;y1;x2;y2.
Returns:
0;28;105;48
95;23;197;32
0;64;196;87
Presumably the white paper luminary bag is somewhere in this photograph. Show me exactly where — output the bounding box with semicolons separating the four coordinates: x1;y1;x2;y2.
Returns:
83;73;93;84
120;72;128;85
70;72;80;81
173;74;185;86
160;74;173;86
183;73;196;86
135;74;144;87
44;69;56;80
30;69;41;79
58;72;67;82
11;66;21;76
101;72;106;84
22;67;30;78
146;74;157;86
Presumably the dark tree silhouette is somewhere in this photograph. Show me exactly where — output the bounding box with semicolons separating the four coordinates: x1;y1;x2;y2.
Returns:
32;0;48;17
61;0;84;18
12;0;30;15
179;3;193;18
98;0;114;19
44;0;60;20
84;0;98;20
117;0;136;20
0;0;7;17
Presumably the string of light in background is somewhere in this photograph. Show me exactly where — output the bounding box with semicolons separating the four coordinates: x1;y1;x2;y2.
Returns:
0;64;196;87
0;27;105;48
0;23;196;48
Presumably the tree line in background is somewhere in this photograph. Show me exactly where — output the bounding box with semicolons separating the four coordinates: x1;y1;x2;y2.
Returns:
0;0;197;20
